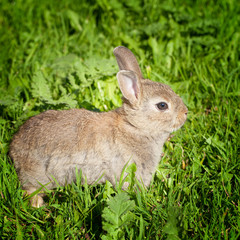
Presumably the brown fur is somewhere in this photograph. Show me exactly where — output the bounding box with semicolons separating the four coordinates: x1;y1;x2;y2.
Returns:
9;46;188;207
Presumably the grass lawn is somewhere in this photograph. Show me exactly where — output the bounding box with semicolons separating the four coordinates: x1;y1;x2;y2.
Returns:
0;0;239;239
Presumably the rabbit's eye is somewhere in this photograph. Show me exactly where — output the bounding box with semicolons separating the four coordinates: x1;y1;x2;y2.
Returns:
156;102;168;110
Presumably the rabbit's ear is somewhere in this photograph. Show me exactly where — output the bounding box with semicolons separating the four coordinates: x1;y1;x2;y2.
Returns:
117;70;141;105
114;46;143;79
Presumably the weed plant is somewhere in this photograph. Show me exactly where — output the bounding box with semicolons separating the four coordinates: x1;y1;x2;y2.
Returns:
0;0;239;239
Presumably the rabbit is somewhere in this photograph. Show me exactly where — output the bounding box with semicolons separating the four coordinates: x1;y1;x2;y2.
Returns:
9;46;188;207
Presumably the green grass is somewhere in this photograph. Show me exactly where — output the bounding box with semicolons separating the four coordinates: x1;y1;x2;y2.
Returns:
0;0;240;239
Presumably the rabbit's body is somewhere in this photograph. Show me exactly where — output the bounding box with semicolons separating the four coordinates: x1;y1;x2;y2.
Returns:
10;106;168;188
9;47;188;207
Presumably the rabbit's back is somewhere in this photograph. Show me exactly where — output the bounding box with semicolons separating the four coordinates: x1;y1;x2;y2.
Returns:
10;109;86;158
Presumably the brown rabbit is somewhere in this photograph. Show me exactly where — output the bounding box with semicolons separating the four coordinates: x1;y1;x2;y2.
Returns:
9;46;188;207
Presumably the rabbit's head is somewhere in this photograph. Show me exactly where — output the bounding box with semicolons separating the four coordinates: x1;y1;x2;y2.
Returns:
114;46;188;136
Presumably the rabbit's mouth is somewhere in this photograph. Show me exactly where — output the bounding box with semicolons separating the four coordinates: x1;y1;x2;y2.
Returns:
172;116;187;132
172;123;185;132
